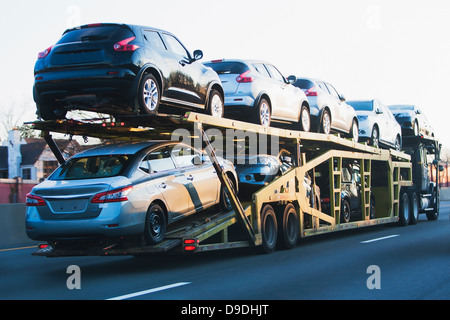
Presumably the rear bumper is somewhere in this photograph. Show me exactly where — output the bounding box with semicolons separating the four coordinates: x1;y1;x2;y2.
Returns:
25;202;145;241
33;67;138;104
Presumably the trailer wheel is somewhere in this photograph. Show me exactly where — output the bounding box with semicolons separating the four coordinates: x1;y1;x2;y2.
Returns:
144;203;166;245
277;203;299;250
258;204;278;254
409;191;419;225
398;192;410;226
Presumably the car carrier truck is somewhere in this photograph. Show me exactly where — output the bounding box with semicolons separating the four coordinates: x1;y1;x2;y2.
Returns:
27;111;440;257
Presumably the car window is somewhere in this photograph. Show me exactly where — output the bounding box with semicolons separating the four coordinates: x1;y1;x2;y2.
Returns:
317;81;330;93
205;61;248;75
161;33;189;58
51;155;130;180
143;30;166;50
141;146;176;174
252;63;271;78
58;25;135;44
293;79;315;90
171;145;202;167
325;83;340;99
264;64;286;83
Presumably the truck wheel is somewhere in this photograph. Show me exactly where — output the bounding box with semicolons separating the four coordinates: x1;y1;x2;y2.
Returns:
398;192;410;226
409;191;419;225
277;203;299;250
144;203;166;245
258;204;278;254
426;189;439;221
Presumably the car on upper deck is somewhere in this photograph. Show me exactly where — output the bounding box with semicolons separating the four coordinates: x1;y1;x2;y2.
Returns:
33;23;224;120
204;59;311;130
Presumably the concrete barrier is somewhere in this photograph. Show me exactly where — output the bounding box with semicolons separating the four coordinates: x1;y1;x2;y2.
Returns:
0;204;37;249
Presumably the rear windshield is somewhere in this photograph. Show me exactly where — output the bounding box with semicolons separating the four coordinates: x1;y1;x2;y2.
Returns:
57;25;135;44
50;155;131;180
204;61;249;75
293;79;314;89
347;101;373;111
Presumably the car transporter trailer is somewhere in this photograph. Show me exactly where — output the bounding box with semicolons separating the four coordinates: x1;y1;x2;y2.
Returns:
28;111;440;257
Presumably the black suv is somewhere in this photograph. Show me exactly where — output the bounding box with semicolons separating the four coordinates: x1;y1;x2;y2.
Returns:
33;23;224;120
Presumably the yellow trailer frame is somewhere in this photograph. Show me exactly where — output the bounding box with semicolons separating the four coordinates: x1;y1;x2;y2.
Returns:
28;112;413;256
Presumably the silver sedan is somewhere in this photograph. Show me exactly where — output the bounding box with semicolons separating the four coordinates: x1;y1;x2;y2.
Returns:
26;141;238;245
204;59;311;130
347;99;402;150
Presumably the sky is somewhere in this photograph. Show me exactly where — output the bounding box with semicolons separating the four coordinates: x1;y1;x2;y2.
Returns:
1;0;450;149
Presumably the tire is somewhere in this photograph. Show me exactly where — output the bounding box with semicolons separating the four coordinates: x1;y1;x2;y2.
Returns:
277;203;299;250
219;176;235;212
394;135;402;151
320;109;331;134
369;196;376;219
413;120;419;136
340;198;351;223
207;89;224;118
426;188;439;221
144;203;166;245
37;103;66;120
138;74;160;115
350;119;359;143
299;104;311;132
370;126;379;148
258;204;278;254
254;98;271;127
398;192;410;226
409;191;419;225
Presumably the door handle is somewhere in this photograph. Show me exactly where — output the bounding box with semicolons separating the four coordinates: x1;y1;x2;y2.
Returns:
187;175;194;181
159;182;167;189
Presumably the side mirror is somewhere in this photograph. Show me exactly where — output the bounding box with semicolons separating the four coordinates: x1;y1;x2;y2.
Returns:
375;109;383;114
439;165;444;172
192;49;203;61
339;94;346;101
287;75;297;84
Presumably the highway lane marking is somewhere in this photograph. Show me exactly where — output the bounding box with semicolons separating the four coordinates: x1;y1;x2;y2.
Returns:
360;234;399;244
106;282;191;300
0;245;37;253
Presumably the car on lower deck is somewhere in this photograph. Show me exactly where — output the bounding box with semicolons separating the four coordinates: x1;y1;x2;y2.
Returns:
33;23;224;120
203;59;311;130
25;141;237;245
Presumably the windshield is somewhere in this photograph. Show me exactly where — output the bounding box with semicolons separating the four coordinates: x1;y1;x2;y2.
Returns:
50;155;131;180
347;101;373;111
389;105;414;111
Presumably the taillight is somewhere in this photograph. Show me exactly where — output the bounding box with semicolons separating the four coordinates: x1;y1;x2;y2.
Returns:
26;193;46;206
305;87;318;96
114;37;140;52
91;186;133;203
236;70;253;83
38;46;53;59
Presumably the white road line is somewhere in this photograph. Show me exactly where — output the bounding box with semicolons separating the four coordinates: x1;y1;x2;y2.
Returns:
360;234;399;244
106;282;191;300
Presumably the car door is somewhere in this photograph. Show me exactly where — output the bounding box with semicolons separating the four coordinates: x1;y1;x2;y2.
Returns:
160;33;205;107
324;82;348;131
263;64;295;120
171;144;219;212
142;146;190;221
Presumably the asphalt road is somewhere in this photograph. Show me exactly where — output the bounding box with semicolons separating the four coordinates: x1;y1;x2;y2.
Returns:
1;202;448;303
